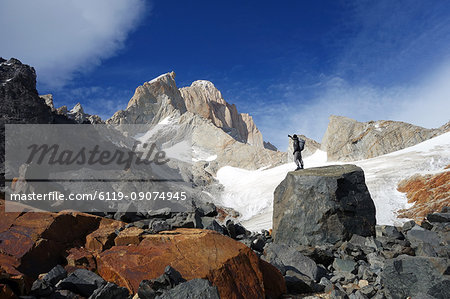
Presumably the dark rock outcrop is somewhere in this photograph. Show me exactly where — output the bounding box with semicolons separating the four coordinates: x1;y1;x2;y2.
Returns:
273;164;376;246
0;58;75;188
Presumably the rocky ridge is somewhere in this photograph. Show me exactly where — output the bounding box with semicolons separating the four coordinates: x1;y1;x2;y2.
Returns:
57;102;103;124
321;115;450;161
107;71;286;171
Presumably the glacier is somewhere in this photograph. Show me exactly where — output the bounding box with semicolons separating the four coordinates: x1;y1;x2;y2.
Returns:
215;132;450;231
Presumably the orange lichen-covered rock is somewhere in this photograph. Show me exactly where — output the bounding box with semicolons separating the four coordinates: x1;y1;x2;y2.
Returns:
0;201;110;278
0;253;29;296
114;227;144;246
96;228;286;299
85;220;124;252
397;169;450;223
259;259;286;299
66;247;97;272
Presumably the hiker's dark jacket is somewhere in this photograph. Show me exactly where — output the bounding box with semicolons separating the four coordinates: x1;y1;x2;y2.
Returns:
293;139;301;153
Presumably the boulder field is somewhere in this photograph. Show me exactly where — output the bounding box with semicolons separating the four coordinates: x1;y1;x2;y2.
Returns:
0;199;285;298
269;164;449;299
1;164;449;298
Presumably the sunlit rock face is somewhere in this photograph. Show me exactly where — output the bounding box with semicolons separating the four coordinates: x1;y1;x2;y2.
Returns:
108;72;186;126
321;115;450;161
106;72;285;171
180;80;264;148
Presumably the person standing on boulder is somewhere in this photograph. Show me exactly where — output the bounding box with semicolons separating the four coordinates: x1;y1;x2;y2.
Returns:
288;134;305;170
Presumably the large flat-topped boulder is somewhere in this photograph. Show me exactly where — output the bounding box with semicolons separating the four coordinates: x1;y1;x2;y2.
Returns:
273;164;376;246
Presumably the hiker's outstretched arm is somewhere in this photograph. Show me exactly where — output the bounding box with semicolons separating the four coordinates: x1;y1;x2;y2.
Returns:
288;135;292;139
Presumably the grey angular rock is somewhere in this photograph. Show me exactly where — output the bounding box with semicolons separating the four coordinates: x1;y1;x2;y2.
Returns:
366;252;385;270
89;282;129;299
319;277;334;293
273;164;376;246
195;201;217;217
333;258;357;273
415;242;438;257
54;289;82;298
42;264;67;286
406;226;441;248
262;243;324;281
427;212;450;223
201;217;225;235
330;272;356;284
359;285;376;297
134;219;153;229
138;266;186;299
402;220;416;232
349;291;369;299
167;212;202;229
31;279;54;297
284;270;323;294
57;269;105;297
381;255;450;299
150;220;171;233
330;289;349;299
155;278;220;299
378;225;404;240
225;221;248;239
148;208;173;219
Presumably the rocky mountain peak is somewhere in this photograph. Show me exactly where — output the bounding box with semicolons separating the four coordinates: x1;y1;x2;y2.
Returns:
70;102;84;114
39;94;55;110
1;57;37;92
180;80;264;148
188;80;225;104
108;71;186;125
108;72;270;150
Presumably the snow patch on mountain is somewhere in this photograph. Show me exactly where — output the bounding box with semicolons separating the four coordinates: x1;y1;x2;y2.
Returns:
192;146;217;162
134;116;179;142
216;133;450;231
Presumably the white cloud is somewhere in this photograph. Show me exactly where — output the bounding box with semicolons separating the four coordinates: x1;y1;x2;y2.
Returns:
252;62;450;150
0;0;148;88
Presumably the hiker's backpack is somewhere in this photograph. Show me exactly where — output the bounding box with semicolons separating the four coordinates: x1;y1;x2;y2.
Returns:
298;139;305;151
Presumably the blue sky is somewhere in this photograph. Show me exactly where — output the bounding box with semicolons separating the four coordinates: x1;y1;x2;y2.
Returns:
1;0;449;149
